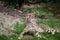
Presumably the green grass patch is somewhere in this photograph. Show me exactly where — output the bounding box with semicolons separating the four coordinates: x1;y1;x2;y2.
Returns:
0;34;18;40
23;7;32;13
13;18;27;34
21;36;46;40
0;34;9;40
13;22;25;35
13;18;26;35
36;19;57;28
31;36;46;40
4;0;18;9
56;16;60;20
21;36;27;40
40;32;60;40
32;7;53;16
9;34;18;40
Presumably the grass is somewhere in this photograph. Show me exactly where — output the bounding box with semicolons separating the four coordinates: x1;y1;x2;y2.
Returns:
21;36;46;40
0;32;60;40
0;18;26;40
39;32;60;40
0;34;9;40
4;0;18;9
31;36;46;40
22;7;60;40
13;22;25;35
9;34;18;40
0;21;25;40
0;19;26;40
36;19;57;28
23;7;32;13
56;16;60;20
0;34;18;40
21;32;60;40
13;18;26;35
32;7;53;16
0;3;60;40
32;7;59;28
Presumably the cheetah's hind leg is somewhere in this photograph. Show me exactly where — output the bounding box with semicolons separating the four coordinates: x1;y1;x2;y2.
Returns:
35;32;42;38
18;32;25;39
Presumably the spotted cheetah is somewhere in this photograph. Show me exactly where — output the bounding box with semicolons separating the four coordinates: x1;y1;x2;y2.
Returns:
18;13;56;39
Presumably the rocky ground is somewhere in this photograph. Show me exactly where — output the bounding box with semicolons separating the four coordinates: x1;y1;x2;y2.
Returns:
0;6;25;35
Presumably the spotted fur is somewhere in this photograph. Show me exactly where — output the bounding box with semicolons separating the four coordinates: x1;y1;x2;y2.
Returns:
18;13;56;39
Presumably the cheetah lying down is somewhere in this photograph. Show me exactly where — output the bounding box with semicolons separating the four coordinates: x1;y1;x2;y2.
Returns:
18;22;55;39
18;13;56;39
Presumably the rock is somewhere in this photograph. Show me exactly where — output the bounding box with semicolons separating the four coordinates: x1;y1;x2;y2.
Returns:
0;12;24;35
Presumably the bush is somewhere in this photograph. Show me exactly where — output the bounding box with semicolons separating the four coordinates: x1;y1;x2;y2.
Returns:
4;0;18;9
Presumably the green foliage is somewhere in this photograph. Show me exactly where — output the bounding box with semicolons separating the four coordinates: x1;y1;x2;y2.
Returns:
13;22;25;35
0;34;18;40
56;16;60;20
31;36;42;40
36;19;57;28
40;32;60;40
21;36;46;40
9;34;18;40
12;18;26;35
31;36;46;40
32;7;53;16
6;3;17;9
4;0;18;9
0;34;9;40
21;36;27;40
23;7;32;13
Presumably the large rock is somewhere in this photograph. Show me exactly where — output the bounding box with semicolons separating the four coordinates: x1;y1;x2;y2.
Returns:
0;6;27;35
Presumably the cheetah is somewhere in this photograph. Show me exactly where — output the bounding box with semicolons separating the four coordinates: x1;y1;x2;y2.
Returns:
18;22;44;39
18;13;56;39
